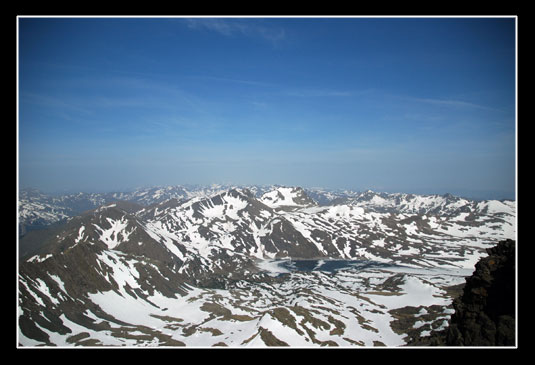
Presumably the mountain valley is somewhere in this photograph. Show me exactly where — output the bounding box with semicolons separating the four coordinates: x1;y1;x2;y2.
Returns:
17;185;516;347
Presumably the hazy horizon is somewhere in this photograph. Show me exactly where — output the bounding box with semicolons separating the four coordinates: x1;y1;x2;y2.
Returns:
18;181;515;202
18;17;516;202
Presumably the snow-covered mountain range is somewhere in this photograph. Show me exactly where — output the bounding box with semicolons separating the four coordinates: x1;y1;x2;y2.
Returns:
17;185;516;347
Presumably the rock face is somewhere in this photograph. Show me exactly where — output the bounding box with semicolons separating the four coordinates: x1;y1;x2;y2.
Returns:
411;239;516;346
447;239;516;346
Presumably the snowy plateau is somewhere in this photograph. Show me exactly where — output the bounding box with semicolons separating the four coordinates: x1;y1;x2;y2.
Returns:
17;185;516;347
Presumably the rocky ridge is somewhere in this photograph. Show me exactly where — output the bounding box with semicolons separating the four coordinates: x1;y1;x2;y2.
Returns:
409;239;516;346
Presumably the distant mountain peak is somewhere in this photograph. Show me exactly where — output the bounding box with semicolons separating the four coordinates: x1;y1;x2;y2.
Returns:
260;186;317;209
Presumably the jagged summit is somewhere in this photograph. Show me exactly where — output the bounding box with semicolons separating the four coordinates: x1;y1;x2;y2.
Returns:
260;186;317;210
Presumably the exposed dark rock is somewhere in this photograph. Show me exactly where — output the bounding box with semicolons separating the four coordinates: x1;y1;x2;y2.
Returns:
409;239;516;346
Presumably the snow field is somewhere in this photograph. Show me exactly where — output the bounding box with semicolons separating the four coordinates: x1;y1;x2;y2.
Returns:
260;187;297;208
92;217;135;250
20;260;474;347
18;187;516;347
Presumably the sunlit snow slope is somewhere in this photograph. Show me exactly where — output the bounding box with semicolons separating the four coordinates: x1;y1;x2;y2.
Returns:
18;186;515;347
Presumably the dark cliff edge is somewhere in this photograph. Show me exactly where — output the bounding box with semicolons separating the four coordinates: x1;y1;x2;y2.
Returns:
409;239;516;346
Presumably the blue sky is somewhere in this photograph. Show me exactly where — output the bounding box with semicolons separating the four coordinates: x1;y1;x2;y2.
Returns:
18;17;516;199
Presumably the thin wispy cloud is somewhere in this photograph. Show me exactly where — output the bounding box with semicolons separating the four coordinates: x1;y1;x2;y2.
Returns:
183;18;286;45
285;89;353;98
21;92;93;115
406;96;502;112
251;101;268;109
188;75;276;88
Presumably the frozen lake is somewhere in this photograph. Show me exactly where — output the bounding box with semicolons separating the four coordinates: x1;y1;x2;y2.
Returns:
258;258;403;276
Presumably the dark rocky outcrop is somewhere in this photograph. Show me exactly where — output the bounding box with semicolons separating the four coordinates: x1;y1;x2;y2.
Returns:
410;239;516;346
